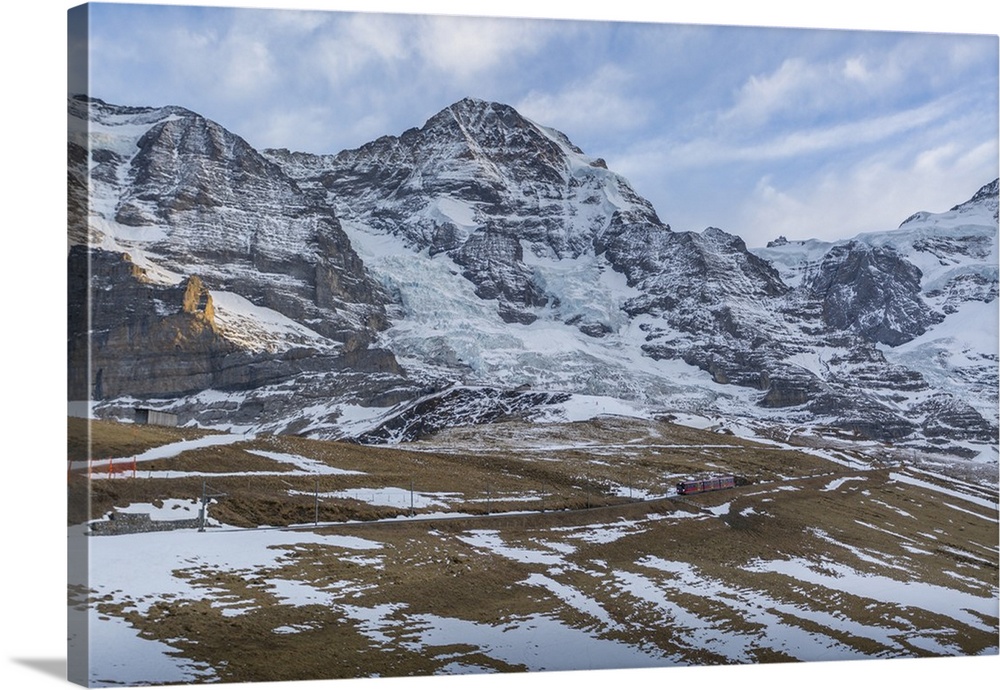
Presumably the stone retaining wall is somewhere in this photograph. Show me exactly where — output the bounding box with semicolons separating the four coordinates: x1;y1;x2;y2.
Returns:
88;510;204;536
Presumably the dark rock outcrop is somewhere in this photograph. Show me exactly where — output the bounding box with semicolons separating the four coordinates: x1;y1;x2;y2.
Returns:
352;386;573;444
807;241;942;346
79;96;390;345
69;247;238;399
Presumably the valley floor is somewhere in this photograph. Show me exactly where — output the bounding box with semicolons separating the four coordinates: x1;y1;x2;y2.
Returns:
67;416;999;686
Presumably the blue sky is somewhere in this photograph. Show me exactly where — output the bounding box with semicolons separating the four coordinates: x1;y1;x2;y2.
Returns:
74;1;998;247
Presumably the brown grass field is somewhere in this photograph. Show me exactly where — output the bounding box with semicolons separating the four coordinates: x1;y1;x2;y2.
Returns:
69;416;999;684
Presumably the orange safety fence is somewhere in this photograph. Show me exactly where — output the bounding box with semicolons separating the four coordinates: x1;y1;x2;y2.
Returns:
75;457;139;479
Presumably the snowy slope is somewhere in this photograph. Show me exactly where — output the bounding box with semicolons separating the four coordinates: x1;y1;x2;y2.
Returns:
69;96;389;356
754;179;999;441
283;100;996;455
72;94;999;459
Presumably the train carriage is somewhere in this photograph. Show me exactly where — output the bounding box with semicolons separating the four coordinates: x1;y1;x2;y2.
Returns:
676;475;736;495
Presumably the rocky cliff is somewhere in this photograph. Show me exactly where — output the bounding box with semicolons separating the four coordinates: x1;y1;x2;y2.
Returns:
70;95;998;457
69;95;405;409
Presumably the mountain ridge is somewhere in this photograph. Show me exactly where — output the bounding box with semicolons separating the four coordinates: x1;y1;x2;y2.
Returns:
69;95;999;461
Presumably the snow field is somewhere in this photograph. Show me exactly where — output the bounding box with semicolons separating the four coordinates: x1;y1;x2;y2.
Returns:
78;453;999;686
79;524;383;686
74;396;998;686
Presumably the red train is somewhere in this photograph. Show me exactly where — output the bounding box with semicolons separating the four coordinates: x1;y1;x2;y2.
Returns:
676;475;736;495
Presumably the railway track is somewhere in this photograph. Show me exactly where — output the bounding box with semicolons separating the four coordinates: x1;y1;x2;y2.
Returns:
205;468;874;536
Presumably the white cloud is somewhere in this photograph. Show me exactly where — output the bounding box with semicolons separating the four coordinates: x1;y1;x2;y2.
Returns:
611;90;996;247
718;35;993;133
841;56;871;83
738;137;999;245
722;57;822;128
242;105;336;152
347;13;411;63
515;66;651;141
102;19;282;103
217;35;277;100
719;52;897;130
260;9;333;34
631;94;967;173
415;15;552;82
257;12;412;92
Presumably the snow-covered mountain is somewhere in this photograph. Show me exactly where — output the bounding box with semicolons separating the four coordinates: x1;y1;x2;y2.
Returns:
265;98;665;328
754;180;999;450
68;95;999;461
68;96;407;406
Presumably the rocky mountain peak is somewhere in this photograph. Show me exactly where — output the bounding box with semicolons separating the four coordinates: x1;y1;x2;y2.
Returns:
950;178;999;219
69;94;195;127
431;97;588;165
440;96;522;129
117;104;311;224
73;95;998;458
900;178;999;228
273;97;664;325
68;95;398;407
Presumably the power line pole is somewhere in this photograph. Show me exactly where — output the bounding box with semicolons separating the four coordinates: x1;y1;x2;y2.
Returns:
199;480;227;532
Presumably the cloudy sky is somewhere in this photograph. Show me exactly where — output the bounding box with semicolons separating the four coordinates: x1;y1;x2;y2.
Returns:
72;1;998;247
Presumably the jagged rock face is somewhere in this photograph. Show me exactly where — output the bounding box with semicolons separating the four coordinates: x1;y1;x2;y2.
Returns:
115;110;386;324
270;102;994;451
612;224;788;324
67;141;90;246
116;113;285;226
808;241;942;346
69;246;413;419
271;98;830;412
452;231;548;324
69;246;237;399
73;96;390;345
352;387;574;444
311;98;661;251
908;231;999;316
267;97;662;326
71;94;998;455
750;178;999;450
611;221;820;402
911;394;998;442
949;178;999;219
925;271;998;315
69;95;410;417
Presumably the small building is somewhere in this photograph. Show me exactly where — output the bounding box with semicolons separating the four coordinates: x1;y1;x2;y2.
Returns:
134;408;179;427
